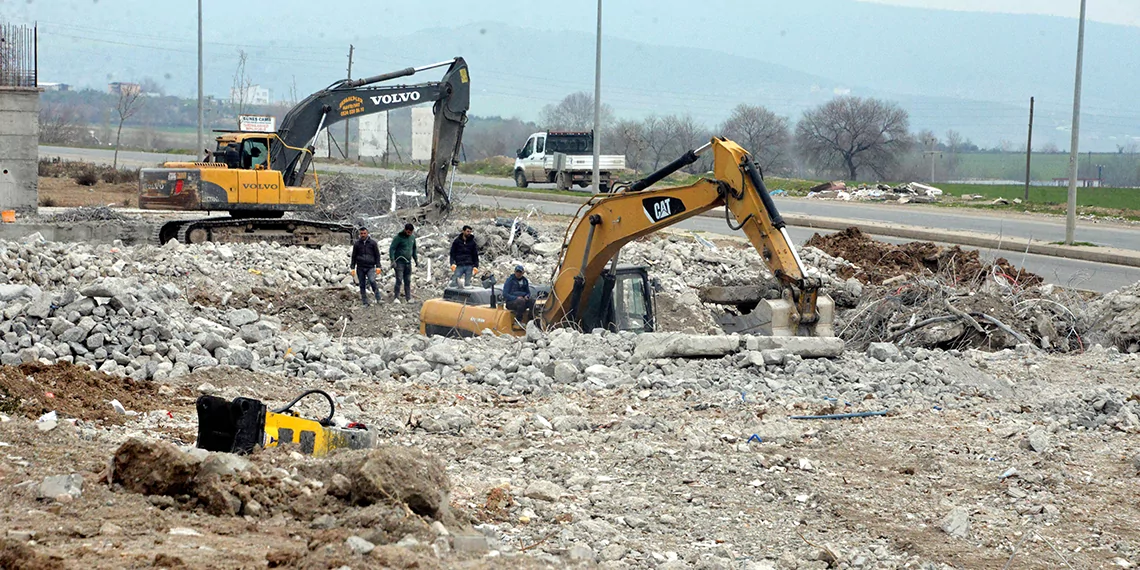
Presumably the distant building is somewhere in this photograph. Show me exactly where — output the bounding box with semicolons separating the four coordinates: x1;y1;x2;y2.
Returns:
38;82;70;92
108;82;141;96
230;84;271;106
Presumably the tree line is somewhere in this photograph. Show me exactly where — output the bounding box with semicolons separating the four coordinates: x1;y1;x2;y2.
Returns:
515;91;916;181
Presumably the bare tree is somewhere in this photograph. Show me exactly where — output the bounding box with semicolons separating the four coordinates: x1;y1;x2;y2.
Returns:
945;129;964;177
112;87;145;169
664;114;708;173
231;50;252;127
720;104;791;174
1041;142;1061;153
795;96;912;180
641;116;673;170
540;92;613;132
945;130;963;152
39;103;86;145
606;119;647;173
288;75;299;106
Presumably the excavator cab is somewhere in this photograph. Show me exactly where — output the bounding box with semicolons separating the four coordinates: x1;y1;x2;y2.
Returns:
580;265;655;333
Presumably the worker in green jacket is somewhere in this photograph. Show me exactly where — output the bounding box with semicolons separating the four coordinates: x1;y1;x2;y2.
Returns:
389;223;418;302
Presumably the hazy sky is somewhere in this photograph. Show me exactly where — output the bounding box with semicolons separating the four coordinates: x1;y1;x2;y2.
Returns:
862;0;1140;27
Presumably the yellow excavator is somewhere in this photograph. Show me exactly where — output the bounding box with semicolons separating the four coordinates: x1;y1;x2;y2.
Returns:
139;58;470;245
419;137;835;338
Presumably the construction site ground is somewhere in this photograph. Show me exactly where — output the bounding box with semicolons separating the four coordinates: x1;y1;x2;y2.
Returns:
1;171;1139;569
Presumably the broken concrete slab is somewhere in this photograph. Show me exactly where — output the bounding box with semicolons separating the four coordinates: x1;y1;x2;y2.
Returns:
633;333;741;360
744;335;845;358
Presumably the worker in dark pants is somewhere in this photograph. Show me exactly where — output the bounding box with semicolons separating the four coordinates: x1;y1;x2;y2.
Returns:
389;223;418;303
449;225;479;287
503;264;535;323
350;227;382;306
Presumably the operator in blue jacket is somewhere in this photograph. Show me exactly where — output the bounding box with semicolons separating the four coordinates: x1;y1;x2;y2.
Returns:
502;264;535;323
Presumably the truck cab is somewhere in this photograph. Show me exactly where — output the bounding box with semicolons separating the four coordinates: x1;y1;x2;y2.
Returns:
513;131;626;192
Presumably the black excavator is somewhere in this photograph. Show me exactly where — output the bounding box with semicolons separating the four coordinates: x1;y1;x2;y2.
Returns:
140;58;470;245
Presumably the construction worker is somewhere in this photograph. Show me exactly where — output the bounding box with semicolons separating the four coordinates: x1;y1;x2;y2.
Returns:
389;223;418;302
503;264;534;323
350;227;382;306
449;225;479;287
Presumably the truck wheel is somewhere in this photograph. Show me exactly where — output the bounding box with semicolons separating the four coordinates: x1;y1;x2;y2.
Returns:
514;170;528;188
599;181;611;193
555;171;571;191
576;181;589;189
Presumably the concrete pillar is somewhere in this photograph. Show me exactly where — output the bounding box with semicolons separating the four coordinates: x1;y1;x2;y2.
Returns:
0;87;39;214
410;106;432;162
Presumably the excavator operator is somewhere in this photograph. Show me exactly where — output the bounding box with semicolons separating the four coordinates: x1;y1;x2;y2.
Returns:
503;265;535;323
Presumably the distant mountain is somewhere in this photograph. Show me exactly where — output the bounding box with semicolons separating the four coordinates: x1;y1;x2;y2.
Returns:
23;0;1140;150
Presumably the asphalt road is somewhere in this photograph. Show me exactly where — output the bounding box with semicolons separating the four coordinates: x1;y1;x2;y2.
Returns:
39;145;1140;292
468;193;1140;294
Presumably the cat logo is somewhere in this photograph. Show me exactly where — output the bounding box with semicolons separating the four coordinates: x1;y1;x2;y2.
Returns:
338;96;364;117
459;69;469;83
642;196;686;224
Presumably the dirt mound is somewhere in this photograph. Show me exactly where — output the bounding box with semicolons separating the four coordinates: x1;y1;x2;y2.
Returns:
0;362;189;421
111;439;453;525
807;227;1042;288
0;539;66;570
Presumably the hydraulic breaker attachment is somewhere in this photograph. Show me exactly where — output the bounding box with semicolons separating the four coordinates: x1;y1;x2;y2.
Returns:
196;389;373;457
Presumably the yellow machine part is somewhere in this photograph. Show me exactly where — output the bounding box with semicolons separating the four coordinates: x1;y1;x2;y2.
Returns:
263;411;372;457
419;299;524;337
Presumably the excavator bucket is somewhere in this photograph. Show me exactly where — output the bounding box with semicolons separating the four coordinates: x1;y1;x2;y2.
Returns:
757;296;836;337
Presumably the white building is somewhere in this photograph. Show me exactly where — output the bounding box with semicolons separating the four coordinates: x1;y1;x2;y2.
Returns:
230;84;271;106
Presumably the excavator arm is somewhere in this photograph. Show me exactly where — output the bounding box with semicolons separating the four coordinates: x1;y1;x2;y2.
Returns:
542;137;832;336
271;57;470;217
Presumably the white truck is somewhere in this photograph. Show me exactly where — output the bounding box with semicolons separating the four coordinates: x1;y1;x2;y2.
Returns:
513;131;627;192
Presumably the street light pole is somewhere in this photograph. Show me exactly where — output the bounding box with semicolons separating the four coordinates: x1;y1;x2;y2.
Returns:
1065;0;1087;245
591;0;602;194
197;0;203;160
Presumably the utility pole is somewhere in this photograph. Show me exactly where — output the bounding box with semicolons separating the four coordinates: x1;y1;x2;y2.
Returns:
344;44;354;160
1024;96;1034;201
922;135;939;182
1065;0;1087;245
197;0;203;160
591;0;602;194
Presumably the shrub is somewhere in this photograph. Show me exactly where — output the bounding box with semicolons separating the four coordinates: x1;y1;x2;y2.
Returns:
74;169;98;186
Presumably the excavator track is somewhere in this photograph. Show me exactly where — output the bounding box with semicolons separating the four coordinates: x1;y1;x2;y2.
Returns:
154;216;354;247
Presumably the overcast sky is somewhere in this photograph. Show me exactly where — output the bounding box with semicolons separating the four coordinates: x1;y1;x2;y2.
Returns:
862;0;1140;27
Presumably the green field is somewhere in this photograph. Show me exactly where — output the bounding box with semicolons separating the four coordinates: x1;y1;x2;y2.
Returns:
936;183;1139;210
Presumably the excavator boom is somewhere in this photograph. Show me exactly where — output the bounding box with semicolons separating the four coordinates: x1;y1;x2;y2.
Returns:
140;58;470;245
420;137;834;338
541;138;831;335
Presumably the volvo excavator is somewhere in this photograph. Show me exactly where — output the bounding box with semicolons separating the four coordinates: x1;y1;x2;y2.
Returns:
419;137;835;338
139;58;470;245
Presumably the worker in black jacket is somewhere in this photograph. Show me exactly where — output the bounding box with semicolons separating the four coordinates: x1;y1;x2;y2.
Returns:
448;225;480;287
350;227;382;306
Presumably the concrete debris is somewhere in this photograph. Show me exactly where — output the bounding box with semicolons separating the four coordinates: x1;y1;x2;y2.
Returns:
940;507;971;538
38;474;83;500
808;182;943;203
0;209;1138;568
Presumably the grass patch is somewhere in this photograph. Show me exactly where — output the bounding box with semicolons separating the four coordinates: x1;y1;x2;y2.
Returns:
936;183;1140;210
1050;241;1099;247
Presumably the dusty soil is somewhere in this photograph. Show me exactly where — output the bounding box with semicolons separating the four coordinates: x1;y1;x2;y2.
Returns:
0;353;1137;569
0;363;192;422
38;177;138;208
808;227;1043;288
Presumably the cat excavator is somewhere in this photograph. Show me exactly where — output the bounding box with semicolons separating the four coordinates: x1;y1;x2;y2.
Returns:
139;58;470;245
419;137;835;338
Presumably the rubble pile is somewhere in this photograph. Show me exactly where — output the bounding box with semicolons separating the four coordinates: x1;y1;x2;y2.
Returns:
2;213;1140;567
807;181;943;203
